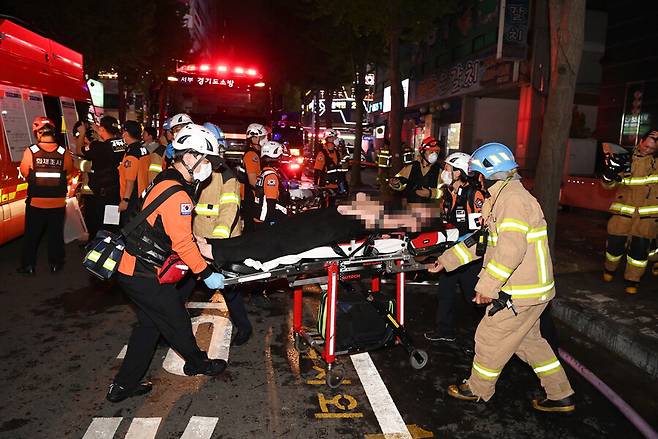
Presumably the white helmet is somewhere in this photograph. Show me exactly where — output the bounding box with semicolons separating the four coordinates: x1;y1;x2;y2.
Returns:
260;140;284;159
445;152;471;174
324;128;339;139
173;124;220;156
170;113;193;129
246;123;267;139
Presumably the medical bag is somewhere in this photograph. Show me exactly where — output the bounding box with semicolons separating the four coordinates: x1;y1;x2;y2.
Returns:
407;229;460;257
317;287;395;352
82;184;185;280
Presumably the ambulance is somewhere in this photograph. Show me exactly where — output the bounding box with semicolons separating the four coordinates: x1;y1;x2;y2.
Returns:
0;17;91;245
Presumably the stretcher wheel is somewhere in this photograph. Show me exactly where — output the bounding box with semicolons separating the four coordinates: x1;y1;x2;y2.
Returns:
294;333;309;353
410;349;429;370
326;365;345;388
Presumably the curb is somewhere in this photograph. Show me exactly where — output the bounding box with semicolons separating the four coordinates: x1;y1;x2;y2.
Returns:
551;299;658;380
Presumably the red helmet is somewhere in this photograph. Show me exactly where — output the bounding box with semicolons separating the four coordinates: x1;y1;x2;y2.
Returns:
32;116;55;133
420;136;440;152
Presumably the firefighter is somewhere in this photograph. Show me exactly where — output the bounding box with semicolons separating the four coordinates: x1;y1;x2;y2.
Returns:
163;113;194;162
17;117;74;275
430;142;575;413
192;122;253;346
601;129;658;294
76;116;125;238
389;136;442;203
254;140;289;226
314;129;345;190
240;123;267;232
424;152;486;343
108;124;227;403
118;121;151;223
143;126;165;183
72;120;96;232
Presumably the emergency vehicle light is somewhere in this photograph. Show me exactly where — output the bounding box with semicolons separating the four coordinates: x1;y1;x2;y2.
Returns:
254;82;265;87
234;67;245;74
200;64;210;71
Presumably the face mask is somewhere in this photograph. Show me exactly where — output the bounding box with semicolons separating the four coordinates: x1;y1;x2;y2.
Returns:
427;152;438;164
193;162;212;182
440;170;452;185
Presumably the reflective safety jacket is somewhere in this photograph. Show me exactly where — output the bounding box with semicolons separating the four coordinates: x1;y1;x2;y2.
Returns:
603;151;658;220
148;144;166;184
193;167;241;239
314;148;342;187
20;142;73;208
445;184;486;236
254;166;289;224
438;179;555;305
392;160;442;202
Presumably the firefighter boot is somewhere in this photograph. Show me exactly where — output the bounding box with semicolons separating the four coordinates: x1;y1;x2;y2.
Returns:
532;395;575;413
447;380;479;401
624;280;639;295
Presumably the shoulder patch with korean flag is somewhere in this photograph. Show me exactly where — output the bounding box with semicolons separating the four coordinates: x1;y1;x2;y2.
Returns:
180;203;193;215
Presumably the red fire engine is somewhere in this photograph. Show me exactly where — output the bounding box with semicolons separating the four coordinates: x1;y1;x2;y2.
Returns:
0;18;91;245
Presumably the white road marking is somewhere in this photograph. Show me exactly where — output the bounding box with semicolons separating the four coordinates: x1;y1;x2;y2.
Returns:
117;345;127;359
82;417;122;439
351;352;411;439
124;418;161;439
162;314;232;375
180;416;218;439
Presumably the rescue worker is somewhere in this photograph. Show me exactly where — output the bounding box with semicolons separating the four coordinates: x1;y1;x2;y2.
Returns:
389;136;442;203
108;124;227;403
240;123;267;232
76;116;125;238
193;122;253;346
254;140;289;227
430;142;575;413
72;120;96;233
17;117;74;275
118;121;150;223
164;113;194;162
314;129;345;191
424;152;486;343
144;126;166;183
601;129;658;294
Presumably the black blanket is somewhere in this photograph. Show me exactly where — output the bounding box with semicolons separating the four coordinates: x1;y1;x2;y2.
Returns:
210;207;366;266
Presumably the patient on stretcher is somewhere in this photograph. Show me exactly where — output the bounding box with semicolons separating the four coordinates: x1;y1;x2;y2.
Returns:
197;193;454;273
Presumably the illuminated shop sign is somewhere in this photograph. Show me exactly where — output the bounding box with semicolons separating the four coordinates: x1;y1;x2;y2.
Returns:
179;76;236;87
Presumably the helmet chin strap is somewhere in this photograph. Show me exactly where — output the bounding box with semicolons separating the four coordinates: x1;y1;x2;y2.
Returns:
183;152;207;180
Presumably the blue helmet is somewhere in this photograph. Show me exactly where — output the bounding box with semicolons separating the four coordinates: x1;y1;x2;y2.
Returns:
203;122;225;143
468;142;518;179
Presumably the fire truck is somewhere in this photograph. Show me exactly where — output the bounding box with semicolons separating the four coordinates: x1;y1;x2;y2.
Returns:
166;62;270;165
0;17;90;245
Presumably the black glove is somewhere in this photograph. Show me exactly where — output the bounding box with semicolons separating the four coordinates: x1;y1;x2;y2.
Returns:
601;167;622;183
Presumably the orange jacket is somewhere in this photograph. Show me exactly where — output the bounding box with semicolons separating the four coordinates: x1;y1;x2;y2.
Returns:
118;143;150;201
19;142;73;208
118;178;210;278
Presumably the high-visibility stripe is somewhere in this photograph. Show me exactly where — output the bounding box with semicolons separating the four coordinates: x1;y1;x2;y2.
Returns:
502;281;555;299
212;225;230;238
488;233;498;247
605;252;622;263
626;256;647;268
638;205;658;216
535;238;548;284
533;358;562;376
219;193;240;205
526;227;547;241
649;248;658;258
621;174;658;186
35;172;61;178
609;202;636;215
87;250;101;262
451;242;473;265
17;183;28;191
102;259;117;271
195;204;220;216
149;164;162;173
497;218;529;233
485;260;513;281
472;361;501;380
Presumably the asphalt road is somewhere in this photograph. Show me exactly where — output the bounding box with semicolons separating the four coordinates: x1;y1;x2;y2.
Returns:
0;230;655;439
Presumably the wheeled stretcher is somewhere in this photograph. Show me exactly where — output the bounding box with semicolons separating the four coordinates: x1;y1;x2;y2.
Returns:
219;230;459;387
